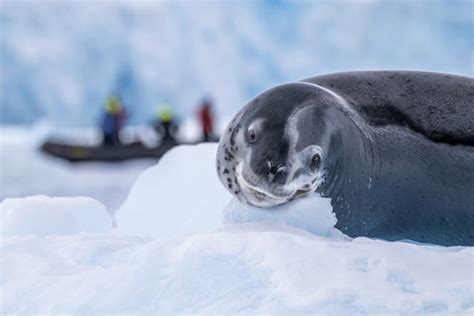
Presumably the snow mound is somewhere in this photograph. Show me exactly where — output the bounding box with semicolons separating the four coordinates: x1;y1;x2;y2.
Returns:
117;143;337;238
223;194;338;237
1;228;472;314
0;196;112;236
116;143;230;237
1;142;473;314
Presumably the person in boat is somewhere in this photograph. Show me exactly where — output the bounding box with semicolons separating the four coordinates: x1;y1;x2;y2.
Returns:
198;97;214;142
101;96;126;146
153;105;178;144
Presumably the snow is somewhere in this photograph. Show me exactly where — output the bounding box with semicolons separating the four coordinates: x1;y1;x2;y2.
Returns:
117;143;335;238
1;142;473;314
0;196;112;236
0;121;227;211
2;1;473;312
223;194;338;238
0;126;155;210
2;226;472;314
117;143;229;238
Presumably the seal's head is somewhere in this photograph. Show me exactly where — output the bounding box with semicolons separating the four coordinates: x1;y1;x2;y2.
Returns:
217;82;343;207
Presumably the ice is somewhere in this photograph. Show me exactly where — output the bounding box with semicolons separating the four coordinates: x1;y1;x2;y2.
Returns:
116;143;230;238
116;144;336;239
1;228;472;314
223;194;338;238
2;0;473;312
1;141;473;314
0;195;112;236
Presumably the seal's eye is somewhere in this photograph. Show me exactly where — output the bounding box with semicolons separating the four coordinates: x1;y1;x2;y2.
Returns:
248;128;257;143
309;153;321;171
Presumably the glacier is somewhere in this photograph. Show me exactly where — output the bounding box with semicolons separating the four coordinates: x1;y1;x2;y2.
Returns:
1;0;473;125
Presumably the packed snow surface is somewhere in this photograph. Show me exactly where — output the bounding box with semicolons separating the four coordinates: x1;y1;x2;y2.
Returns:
223;193;337;238
0;196;112;236
3;226;473;314
117;143;229;238
1;144;473;314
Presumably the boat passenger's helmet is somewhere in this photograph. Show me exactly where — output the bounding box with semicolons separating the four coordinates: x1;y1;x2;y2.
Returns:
106;96;121;114
158;105;173;123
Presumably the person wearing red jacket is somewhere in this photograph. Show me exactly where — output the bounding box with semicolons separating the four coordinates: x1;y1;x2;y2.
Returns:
198;98;214;142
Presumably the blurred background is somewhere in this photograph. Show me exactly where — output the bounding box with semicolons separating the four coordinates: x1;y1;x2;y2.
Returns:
1;0;473;211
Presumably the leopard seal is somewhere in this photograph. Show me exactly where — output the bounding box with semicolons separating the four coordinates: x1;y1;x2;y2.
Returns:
216;71;474;246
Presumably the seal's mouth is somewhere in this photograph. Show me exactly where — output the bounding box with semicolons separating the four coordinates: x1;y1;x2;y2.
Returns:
234;165;290;207
235;163;315;207
238;173;290;201
292;188;312;199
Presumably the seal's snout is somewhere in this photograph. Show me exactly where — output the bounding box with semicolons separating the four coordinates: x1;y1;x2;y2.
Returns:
265;160;289;185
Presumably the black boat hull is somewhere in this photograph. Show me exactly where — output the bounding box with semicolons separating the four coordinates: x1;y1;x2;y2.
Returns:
41;140;179;162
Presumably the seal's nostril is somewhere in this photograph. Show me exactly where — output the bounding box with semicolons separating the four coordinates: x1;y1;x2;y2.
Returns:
270;165;278;175
267;160;286;176
266;160;277;175
276;165;287;175
266;160;272;169
270;163;288;184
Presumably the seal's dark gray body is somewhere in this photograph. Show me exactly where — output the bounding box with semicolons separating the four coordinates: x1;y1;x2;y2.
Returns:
306;71;473;145
217;71;474;246
304;72;474;246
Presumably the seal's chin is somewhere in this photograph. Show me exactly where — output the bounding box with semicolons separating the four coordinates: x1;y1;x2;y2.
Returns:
235;168;315;208
235;169;290;207
240;183;290;207
237;177;291;207
291;188;313;200
240;182;314;208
